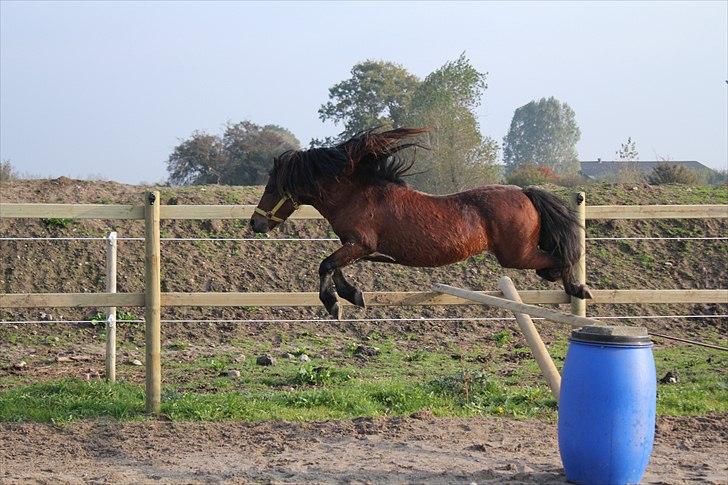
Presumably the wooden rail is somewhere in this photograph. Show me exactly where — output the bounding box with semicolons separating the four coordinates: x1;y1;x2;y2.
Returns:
2;289;726;308
2;203;726;220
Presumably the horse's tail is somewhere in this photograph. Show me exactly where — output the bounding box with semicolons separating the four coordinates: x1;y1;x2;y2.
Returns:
522;187;581;281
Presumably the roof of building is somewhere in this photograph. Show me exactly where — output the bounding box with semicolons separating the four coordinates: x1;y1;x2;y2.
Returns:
580;160;711;178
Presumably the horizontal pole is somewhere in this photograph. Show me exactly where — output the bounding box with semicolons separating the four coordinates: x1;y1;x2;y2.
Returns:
0;203;143;219
160;205;324;220
3;203;725;221
2;289;726;309
586;204;727;219
434;283;599;328
0;293;145;308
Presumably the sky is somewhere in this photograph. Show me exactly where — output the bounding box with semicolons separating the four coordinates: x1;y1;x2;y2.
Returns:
1;0;726;183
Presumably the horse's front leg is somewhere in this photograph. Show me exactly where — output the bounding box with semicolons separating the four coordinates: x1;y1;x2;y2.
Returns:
319;242;372;319
332;269;365;308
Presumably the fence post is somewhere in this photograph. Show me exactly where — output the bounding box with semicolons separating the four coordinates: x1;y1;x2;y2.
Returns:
571;192;587;317
144;191;162;413
499;276;561;402
105;231;117;383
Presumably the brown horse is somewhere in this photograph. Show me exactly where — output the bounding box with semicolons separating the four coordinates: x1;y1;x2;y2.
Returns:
251;128;592;319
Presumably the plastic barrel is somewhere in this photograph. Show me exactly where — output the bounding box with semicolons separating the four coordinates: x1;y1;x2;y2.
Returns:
558;326;656;485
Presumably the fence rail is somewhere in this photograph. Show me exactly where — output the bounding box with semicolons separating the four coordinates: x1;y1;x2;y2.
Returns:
1;195;726;413
2;202;727;220
2;289;727;309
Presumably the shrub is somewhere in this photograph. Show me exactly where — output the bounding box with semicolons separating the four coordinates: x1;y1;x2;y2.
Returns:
648;163;699;185
0;160;18;182
506;163;559;187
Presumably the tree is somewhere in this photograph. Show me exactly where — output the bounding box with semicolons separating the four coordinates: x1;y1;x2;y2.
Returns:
616;137;638;162
223;122;301;185
502;97;581;175
1;160;19;182
166;121;300;186
318;61;420;139
613;136;643;184
318;55;501;193
166;132;229;185
403;54;500;193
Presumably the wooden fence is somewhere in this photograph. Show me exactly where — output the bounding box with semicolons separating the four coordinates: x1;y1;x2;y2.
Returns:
1;192;726;412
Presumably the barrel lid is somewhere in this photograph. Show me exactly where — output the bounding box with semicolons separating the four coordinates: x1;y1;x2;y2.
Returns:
570;325;651;345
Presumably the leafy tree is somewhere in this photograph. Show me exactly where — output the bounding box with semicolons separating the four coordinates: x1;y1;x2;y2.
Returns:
318;54;501;193
223;122;301;185
166;122;300;186
403;54;500;193
318;60;420;139
503;97;581;175
166;132;229;185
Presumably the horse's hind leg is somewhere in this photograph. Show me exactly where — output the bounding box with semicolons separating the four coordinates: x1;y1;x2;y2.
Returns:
507;248;592;300
536;268;561;282
562;267;593;300
333;269;365;308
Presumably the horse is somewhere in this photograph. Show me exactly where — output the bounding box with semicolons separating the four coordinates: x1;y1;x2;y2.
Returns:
250;128;592;319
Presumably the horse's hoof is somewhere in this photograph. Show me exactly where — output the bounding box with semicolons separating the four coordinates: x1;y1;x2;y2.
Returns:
328;302;343;320
353;290;365;308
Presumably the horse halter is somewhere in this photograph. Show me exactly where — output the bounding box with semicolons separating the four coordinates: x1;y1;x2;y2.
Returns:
253;192;299;223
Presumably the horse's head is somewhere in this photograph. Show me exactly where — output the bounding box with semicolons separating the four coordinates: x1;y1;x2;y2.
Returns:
250;158;300;233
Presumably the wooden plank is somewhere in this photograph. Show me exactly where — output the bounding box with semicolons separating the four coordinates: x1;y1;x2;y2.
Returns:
589;289;728;304
144;191;162;414
160;290;572;307
4;202;725;221
587;204;728;220
0;203;144;219
1;289;725;309
160;204;324;220
0;293;145;308
433;283;599;328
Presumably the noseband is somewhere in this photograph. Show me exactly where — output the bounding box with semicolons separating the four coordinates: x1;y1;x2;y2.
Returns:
253;193;299;223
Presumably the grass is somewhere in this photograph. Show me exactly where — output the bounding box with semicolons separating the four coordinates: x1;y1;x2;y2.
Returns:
1;338;725;423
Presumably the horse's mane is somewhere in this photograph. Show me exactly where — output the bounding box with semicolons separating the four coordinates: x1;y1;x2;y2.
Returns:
272;127;428;196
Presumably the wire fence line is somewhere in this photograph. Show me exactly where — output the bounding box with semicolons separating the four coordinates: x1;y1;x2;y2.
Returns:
2;314;726;325
1;236;727;242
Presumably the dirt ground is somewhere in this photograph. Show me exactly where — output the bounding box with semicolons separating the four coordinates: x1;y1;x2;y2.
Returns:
1;414;726;484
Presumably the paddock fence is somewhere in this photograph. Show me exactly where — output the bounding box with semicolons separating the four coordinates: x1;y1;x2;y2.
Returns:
1;192;727;412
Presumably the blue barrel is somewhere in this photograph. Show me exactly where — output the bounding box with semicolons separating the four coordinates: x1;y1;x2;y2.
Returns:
558;325;656;485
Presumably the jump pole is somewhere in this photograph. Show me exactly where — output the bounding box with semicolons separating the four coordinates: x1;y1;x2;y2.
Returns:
498;276;561;401
144;191;162;414
431;283;601;329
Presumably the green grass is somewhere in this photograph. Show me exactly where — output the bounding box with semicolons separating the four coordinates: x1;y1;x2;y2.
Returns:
1;339;725;423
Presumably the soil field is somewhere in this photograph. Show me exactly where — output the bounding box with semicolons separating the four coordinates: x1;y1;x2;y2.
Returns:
1;414;727;484
1;179;727;483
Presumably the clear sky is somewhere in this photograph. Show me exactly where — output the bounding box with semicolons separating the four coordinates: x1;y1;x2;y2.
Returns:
1;1;726;183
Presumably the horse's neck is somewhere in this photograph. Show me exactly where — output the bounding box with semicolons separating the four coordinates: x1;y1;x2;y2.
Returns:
301;184;353;219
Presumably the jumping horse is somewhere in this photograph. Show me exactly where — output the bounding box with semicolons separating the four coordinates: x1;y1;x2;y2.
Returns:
251;128;592;319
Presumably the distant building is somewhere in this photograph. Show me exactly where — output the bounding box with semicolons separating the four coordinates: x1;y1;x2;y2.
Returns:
579;159;712;180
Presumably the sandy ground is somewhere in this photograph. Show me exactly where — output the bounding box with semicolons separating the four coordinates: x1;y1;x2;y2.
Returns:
1;414;726;484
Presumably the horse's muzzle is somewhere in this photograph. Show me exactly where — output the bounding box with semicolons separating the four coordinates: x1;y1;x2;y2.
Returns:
250;217;269;234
